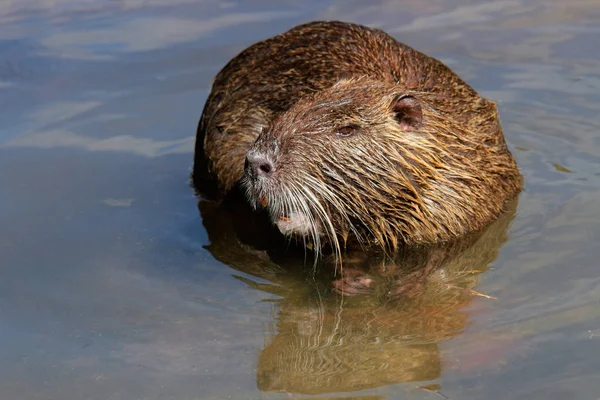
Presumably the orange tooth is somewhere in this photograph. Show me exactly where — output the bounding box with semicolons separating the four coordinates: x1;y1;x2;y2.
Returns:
259;196;267;207
279;216;291;222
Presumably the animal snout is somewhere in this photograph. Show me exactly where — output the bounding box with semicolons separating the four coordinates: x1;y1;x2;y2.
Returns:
245;151;275;178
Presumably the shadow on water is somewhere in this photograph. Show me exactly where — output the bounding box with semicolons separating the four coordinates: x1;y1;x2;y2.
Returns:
196;189;518;395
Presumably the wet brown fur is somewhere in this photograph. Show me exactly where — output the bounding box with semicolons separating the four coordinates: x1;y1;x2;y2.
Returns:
193;21;521;254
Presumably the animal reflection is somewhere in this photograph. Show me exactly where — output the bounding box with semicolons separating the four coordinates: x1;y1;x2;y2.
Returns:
197;192;517;395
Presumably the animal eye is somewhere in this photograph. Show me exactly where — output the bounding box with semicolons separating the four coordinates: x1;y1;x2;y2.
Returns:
336;125;358;137
215;124;225;134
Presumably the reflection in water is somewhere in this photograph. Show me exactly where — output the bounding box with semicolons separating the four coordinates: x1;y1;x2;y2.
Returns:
5;128;194;157
38;11;298;60
198;192;518;395
293;397;386;400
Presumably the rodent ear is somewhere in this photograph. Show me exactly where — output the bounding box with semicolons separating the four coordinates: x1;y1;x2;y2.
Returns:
392;95;422;131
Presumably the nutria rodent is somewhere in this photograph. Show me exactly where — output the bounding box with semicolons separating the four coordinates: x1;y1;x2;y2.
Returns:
193;20;521;256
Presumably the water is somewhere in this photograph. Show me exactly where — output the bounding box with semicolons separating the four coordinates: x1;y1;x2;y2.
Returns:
1;1;599;399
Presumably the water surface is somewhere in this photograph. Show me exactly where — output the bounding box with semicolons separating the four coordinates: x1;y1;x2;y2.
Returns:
1;1;600;399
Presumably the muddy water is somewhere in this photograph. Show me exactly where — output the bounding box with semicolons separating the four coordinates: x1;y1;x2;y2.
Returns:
1;1;600;399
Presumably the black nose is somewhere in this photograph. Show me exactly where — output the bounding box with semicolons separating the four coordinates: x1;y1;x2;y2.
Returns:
246;151;274;177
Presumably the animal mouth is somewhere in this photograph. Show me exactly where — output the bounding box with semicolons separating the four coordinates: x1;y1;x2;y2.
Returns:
275;212;313;236
242;171;330;253
258;195;315;237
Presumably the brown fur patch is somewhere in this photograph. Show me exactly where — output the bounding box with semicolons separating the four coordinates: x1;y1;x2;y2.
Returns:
192;21;521;256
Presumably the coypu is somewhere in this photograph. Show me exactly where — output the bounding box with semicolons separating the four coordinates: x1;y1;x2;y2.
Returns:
193;20;521;257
